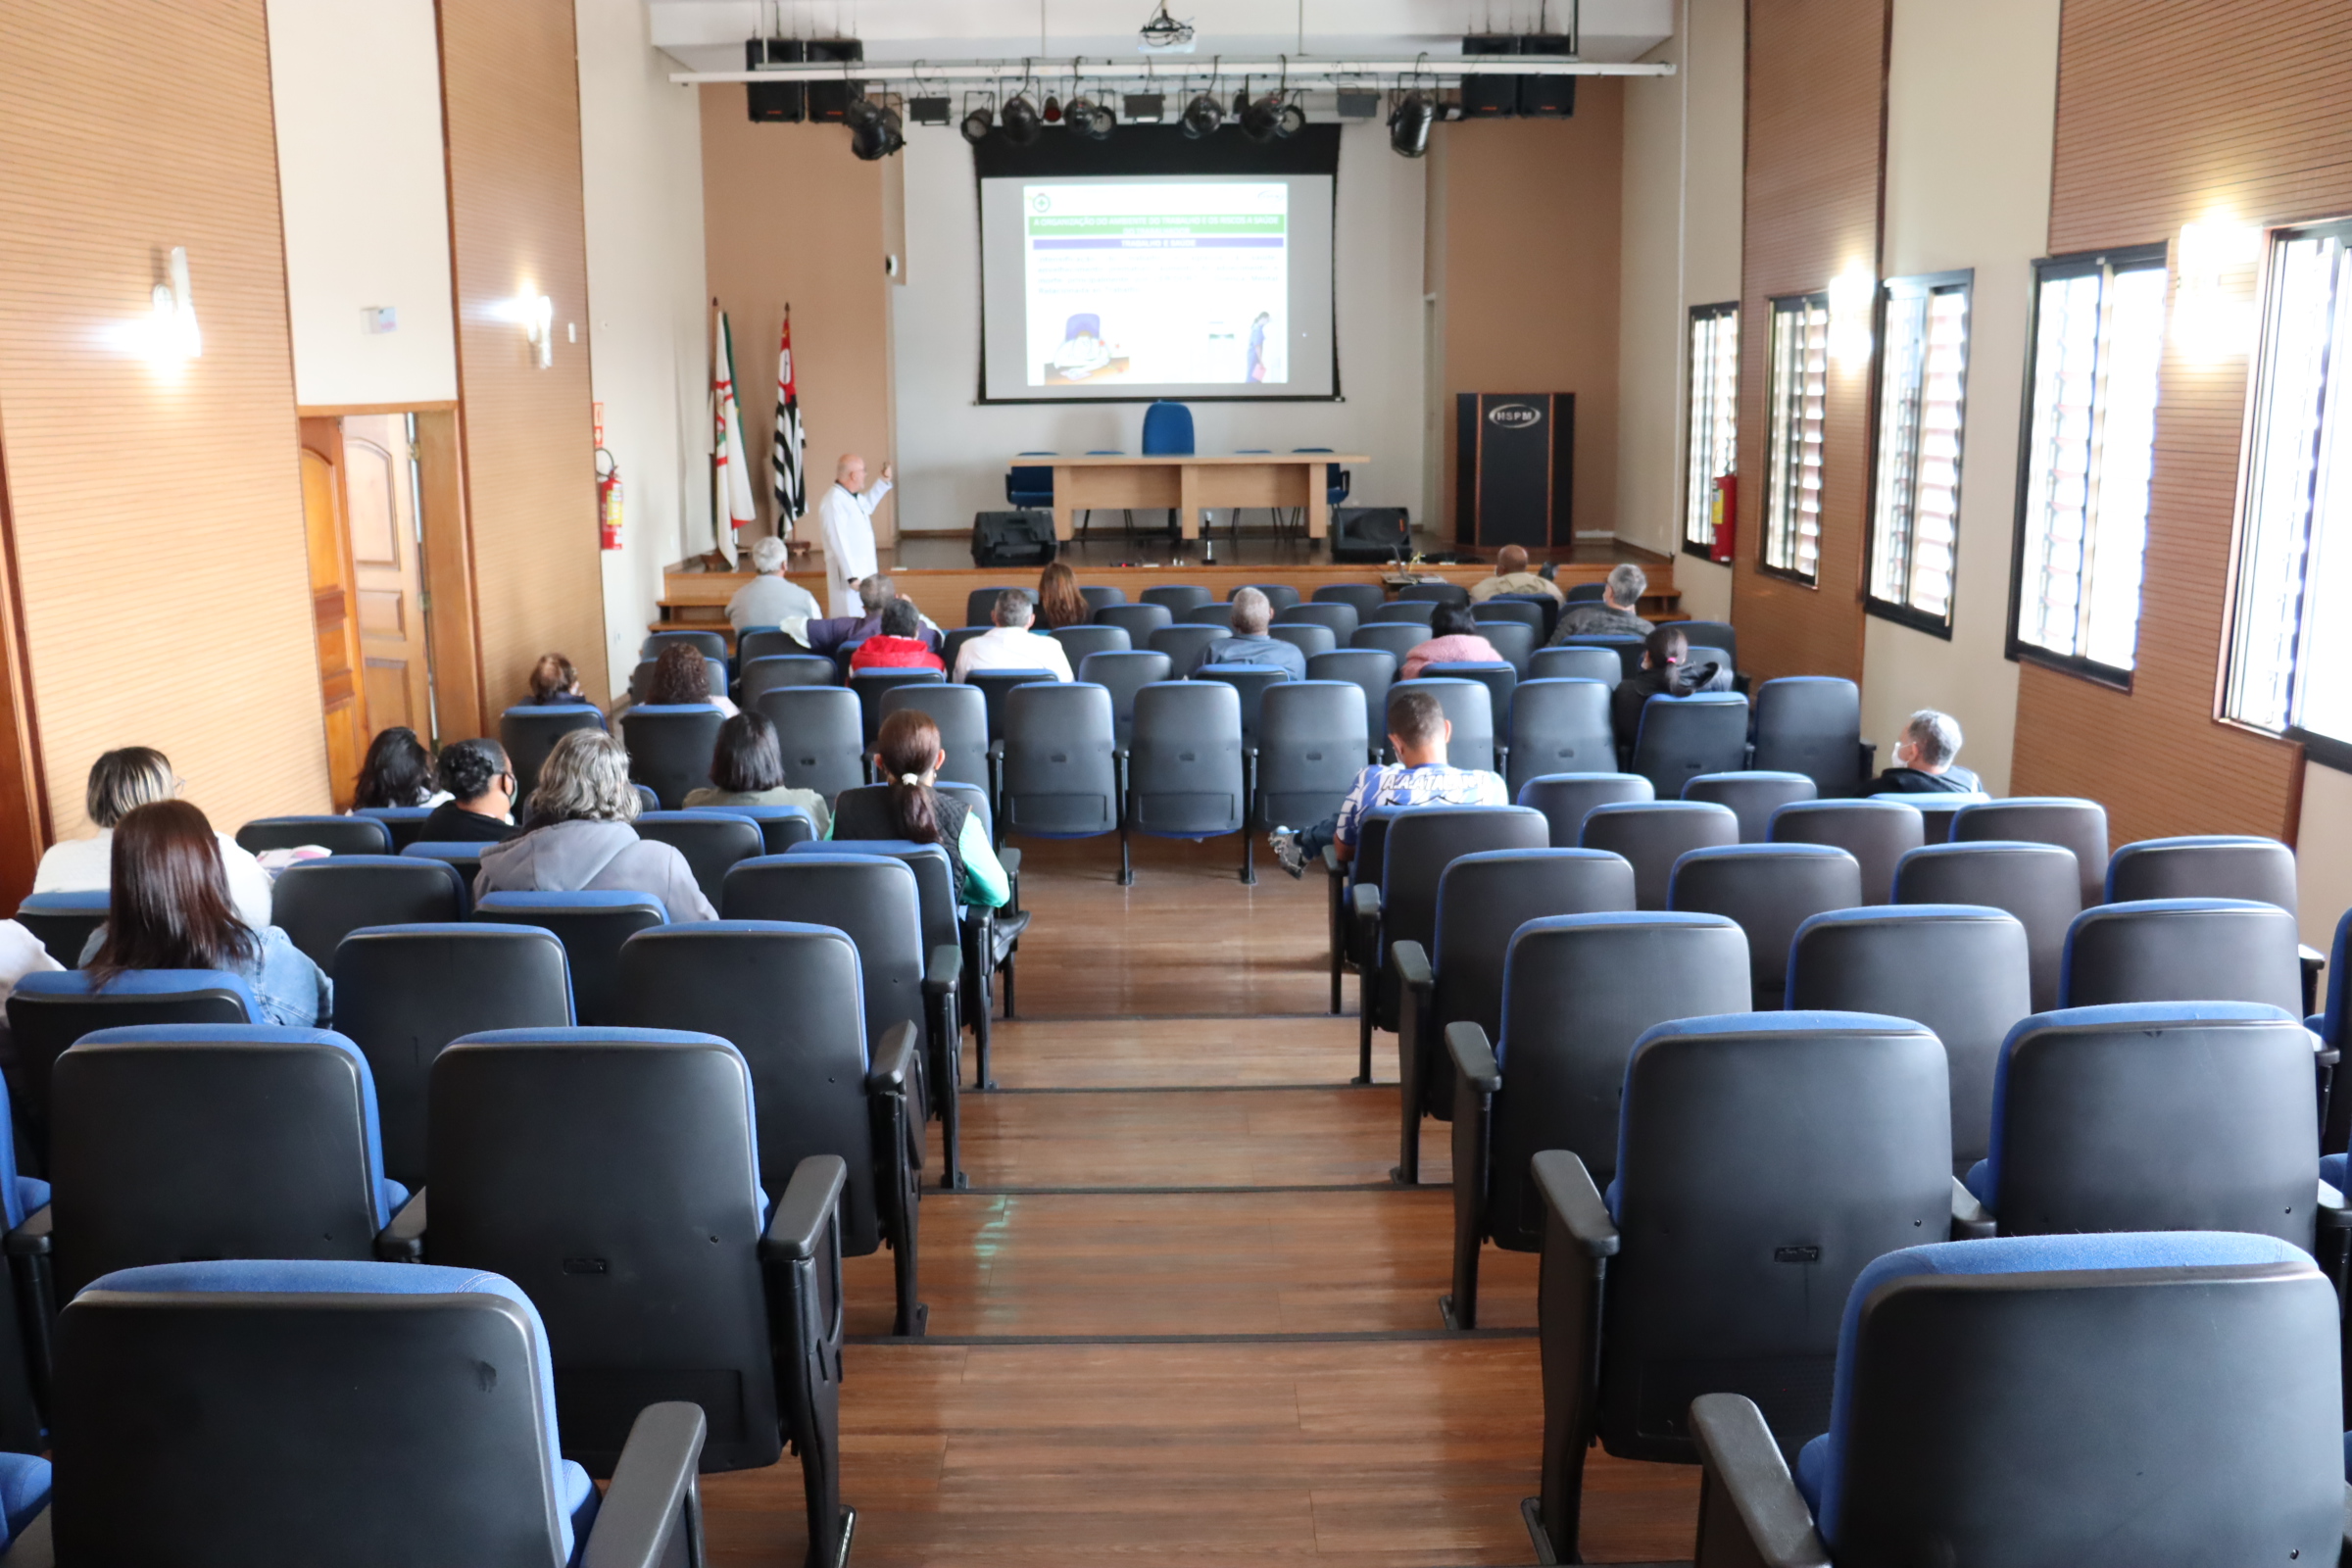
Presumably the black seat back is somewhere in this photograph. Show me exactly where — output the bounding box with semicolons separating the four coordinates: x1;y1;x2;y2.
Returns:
739;657;835;709
1373;807;1549;1030
1667;845;1864;1005
1306;649;1396;757
1954;797;2110;908
1751;676;1863;794
755;686;866;802
1770;798;1925;904
1096;603;1171;641
1682;770;1818;843
2062;898;2303;1012
2106;834;2297;909
270;857;466;967
1256;682;1370;830
1000;683;1119;837
632;811;765;906
1389;677;1494;772
1505;680;1615;797
1628;692;1749;796
1517;771;1653;847
1128;682;1245;837
1893;841;2082;1011
878;682;991;793
1578;801;1740;909
618;707;726;809
1077;651;1174;749
849;669;944;746
500;706;605;800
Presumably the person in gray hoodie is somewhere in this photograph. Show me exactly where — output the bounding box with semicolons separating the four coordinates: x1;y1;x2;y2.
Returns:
474;728;715;922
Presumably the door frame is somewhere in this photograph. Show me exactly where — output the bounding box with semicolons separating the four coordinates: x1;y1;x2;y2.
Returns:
0;409;50;906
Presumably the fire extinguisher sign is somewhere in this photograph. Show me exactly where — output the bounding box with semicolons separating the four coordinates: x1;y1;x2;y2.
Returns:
594;401;623;551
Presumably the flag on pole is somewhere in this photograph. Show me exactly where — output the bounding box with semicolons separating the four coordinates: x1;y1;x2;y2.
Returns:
772;308;806;536
710;309;757;565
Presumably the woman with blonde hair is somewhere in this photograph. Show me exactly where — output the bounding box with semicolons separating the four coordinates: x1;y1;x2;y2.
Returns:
473;729;713;922
31;746;274;929
1036;561;1087;630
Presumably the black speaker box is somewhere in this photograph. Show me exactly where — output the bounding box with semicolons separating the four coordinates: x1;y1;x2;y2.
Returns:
1460;35;1520;118
971;511;1058;568
1517;34;1577;118
807;38;864;123
1329;507;1412;564
745;38;806;122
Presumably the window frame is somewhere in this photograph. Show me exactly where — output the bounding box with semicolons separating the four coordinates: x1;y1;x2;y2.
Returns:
1682;301;1740;562
2003;241;2171;691
1863;269;1975;639
1760;291;1832;586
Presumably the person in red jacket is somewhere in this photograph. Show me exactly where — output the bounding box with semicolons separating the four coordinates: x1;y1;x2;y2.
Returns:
849;595;946;674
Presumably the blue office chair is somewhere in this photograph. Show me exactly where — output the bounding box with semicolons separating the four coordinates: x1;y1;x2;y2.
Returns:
1142;403;1196;537
1006;451;1054;510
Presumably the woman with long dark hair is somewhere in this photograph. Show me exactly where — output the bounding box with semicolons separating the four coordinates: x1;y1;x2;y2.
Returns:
850;710;1009;907
80;801;331;1027
352;727;446;810
1036;562;1087;630
683;711;831;836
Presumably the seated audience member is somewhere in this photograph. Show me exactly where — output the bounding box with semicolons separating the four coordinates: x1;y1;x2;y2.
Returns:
805;574;940;658
353;726;449;810
954;590;1073;681
645;640;739;717
1467;544;1565;606
848;710;1010;908
523;653;590;706
1267;688;1507;876
1193;587;1306;680
726;534;819;631
78;801;331;1028
1550;563;1653;642
418;739;520;843
474;730;713;922
1399;601;1506;681
849;597;947;674
1609;624;1725;752
1037;561;1088;630
683;710;832;837
1866;709;1983;795
34;747;273;929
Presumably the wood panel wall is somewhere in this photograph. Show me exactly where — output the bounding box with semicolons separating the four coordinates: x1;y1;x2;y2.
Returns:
2011;0;2338;843
1728;0;1889;682
0;1;330;855
437;0;609;717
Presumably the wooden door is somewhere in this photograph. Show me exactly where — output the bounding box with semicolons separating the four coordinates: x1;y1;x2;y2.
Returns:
342;414;436;743
298;417;368;808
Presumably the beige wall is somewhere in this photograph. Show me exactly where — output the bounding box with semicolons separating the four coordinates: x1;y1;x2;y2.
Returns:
699;92;899;549
1858;0;2060;796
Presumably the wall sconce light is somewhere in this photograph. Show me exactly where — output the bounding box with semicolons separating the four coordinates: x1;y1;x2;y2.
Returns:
1828;265;1876;370
2176;215;2262;362
144;246;202;367
524;293;556;368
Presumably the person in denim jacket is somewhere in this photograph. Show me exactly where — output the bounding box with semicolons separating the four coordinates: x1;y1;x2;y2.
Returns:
76;800;331;1028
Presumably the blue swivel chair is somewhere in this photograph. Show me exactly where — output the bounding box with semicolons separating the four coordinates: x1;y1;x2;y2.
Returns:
1142;402;1196;536
1006;452;1054;510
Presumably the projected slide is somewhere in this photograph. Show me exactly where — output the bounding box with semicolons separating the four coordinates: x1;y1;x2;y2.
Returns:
1022;183;1290;388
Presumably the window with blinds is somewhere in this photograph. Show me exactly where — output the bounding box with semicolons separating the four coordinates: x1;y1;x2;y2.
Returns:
2225;220;2352;759
1684;303;1740;556
2008;246;2168;682
1763;293;1829;581
1866;274;1972;633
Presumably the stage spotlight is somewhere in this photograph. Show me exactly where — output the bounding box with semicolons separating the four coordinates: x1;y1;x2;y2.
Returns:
1042;94;1062;122
959;104;995;143
846;95;904;160
1238;92;1284;143
1389;89;1434;157
1001;93;1044;145
1180;91;1224;138
1069;96;1116;140
1276;100;1307;137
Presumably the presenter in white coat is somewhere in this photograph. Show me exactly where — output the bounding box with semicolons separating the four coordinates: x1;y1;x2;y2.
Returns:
818;453;894;617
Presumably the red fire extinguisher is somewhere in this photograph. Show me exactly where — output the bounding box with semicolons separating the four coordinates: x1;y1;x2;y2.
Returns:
594;403;622;551
1709;472;1736;564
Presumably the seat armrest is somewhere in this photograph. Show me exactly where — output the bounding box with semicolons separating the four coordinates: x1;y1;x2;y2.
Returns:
1348;881;1381;936
923;943;964;996
999;846;1022;879
373;1189;427;1261
2;1206;48;1259
868;1021;919;1093
1392;940;1433;994
761;1154;849;1263
2320;1177;2349;1226
1532;1150;1619;1258
581;1401;709;1568
1689;1394;1830;1568
1446;1021;1500;1095
1858;739;1876;783
1322;844;1341;876
1949;1174;1994;1241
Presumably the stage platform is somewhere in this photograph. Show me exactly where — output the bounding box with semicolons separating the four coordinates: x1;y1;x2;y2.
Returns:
654;529;1677;643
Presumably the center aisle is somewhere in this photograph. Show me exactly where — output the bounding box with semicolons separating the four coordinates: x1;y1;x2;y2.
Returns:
701;834;1700;1566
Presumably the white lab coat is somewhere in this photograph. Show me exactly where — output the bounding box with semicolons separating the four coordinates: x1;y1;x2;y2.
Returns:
817;478;891;616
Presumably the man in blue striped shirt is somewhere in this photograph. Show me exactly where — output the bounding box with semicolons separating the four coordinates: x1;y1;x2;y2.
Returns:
1268;687;1507;877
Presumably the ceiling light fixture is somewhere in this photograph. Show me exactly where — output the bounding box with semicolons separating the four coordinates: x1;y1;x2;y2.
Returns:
1180;89;1224;138
1000;92;1045;145
846;94;906;160
960;103;996;143
1388;89;1434;157
1138;2;1196;53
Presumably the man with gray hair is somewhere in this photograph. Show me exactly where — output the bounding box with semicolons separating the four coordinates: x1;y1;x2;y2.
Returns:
955;588;1074;681
1549;563;1652;641
1193;586;1306;680
803;572;940;659
1865;709;1982;795
725;534;820;632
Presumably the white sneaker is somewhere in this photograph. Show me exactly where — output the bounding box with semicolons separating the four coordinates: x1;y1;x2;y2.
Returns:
1268;828;1307;879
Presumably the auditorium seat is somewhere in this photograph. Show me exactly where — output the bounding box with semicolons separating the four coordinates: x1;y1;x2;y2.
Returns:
1912;789;1990;844
471;891;665;1027
1894;840;2082;1011
2319;906;2352;1154
1472;619;1538;676
1078;584;1126;612
1277;601;1358;640
1126;680;1249;884
1579;800;1740;910
1306;649;1396;758
633;810;765;906
1440;910;1750;1326
1078;650;1173;751
352;805;434;852
49;1258;710;1564
1007;456;1054;512
737;627;805;665
1684;769;1818;843
1687;1232;2340;1568
1312;583;1387;618
1095;602;1172;641
1668;844;1864;1006
962;666;1060;745
270;856;467;965
1676;619;1741;680
939;626;989;677
2107;834;2318;1009
1422;662;1514;741
1524;1013;1953;1562
27;1024;412;1302
1529;646;1622;687
0;1073;42;1455
1365;599;1438;626
7;971;257;1166
739;653;836;708
2062;897;2303;1013
850;667;944;747
610;921;926;1335
1628;692;1749;797
12;890;107;967
1519;770;1653;846
1505;682;1617;797
642;628;727;664
1565;582;1607;603
332;923;573;1188
618;704;725;809
1390;846;1634;1183
235;814;391;857
1471;599;1544;638
1389;677;1495;773
879;681;993;798
1330;810;1396;1035
628;655;728;706
418;1030;854;1520
755;686;866;801
1750;677;1869;796
1350;621;1425;666
1494;592;1561;641
1053;624;1130;665
500;704;605;800
1193;662;1288;753
1149;623;1225;675
1178;601;1240;627
1397;581;1469;606
1234;583;1301;612
1267;621;1337;662
1955;796;2110;908
965;585;1036;628
1140;583;1212;613
684;802;815;855
1000;682;1120;852
1558;632;1646;681
1770;798;1925;904
1255;682;1369;840
1786;905;2031;1172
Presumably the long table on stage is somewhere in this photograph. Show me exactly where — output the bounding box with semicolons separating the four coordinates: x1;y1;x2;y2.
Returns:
1044;452;1368;542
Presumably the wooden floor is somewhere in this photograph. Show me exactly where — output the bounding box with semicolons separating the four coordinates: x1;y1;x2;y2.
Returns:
701;833;1701;1567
